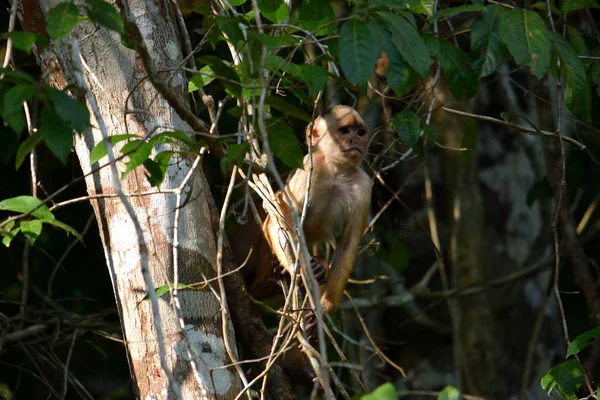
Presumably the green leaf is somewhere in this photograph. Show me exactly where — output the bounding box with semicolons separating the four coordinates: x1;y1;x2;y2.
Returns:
257;0;288;23
393;110;421;148
404;0;434;15
39;107;73;165
540;359;584;400
188;65;216;92
299;0;335;36
567;327;600;358
565;73;591;123
90;133;137;164
46;88;90;132
46;2;80;40
378;12;432;77
2;224;21;247
431;4;485;21
359;382;396;400
138;283;189;304
250;32;300;50
220;143;247;173
471;5;508;77
121;141;153;177
0;196;54;220
149;131;194;148
499;9;552;79
265;56;328;95
85;0;124;33
339;17;383;91
42;218;84;243
0;32;45;54
144;151;174;187
265;96;312;122
428;37;479;98
371;17;418;96
20;220;43;245
561;0;599;12
266;120;304;168
422;122;437;142
437;386;460;400
3;84;35;116
196;55;242;99
567;27;586;56
15;132;43;170
552;33;586;98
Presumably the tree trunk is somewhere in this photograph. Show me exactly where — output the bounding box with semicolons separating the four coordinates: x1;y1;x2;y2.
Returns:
18;0;242;398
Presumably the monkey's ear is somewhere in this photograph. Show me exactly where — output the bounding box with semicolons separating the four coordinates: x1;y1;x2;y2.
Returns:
309;116;327;143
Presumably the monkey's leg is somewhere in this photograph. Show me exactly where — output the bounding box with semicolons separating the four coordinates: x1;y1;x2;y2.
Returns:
273;256;327;287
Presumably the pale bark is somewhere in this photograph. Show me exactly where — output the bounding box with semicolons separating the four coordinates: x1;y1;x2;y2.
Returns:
18;0;241;398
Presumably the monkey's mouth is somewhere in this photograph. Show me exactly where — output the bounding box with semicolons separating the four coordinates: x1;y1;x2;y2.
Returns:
343;148;364;155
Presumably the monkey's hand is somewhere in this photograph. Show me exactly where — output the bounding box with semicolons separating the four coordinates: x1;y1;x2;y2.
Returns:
273;256;327;287
302;310;318;346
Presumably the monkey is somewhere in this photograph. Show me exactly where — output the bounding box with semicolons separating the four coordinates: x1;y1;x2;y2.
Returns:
231;105;371;340
261;105;372;315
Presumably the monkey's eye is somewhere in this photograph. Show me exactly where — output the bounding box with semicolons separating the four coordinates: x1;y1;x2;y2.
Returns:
339;127;350;134
357;129;366;136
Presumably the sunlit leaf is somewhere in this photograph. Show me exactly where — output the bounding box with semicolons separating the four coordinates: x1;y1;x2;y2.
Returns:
541;359;584;400
188;65;216;92
257;0;288;23
85;0;124;33
90;134;137;164
437;386;460;400
20;220;43;245
567;327;600;358
42;218;84;243
359;382;396;400
121;141;153;177
0;196;54;220
46;2;80;40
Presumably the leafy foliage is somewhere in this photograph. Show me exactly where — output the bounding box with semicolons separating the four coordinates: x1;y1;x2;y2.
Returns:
541;359;585;400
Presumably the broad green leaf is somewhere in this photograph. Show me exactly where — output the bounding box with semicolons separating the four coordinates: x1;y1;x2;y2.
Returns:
299;0;335;36
2;220;21;247
561;0;599;12
39;107;73;165
46;88;90;132
196;55;242;99
46;2;80;40
359;382;396;400
188;65;216;92
15;132;43;170
0;32;44;54
249;32;300;50
149;131;194;148
3;84;35;116
265;56;328;95
437;386;460;400
215;16;246;45
431;4;485;21
144;151;174;187
499;9;551;79
567;27;586;56
428;37;479;98
422;122;437;142
20;220;43;245
85;0;124;33
0;196;54;220
393;110;421;148
378;12;432;77
266;120;304;168
339;17;383;91
405;0;434;15
265;96;312;122
220;143;247;173
257;0;288;23
540;359;584;400
42;218;84;242
564;72;592;123
229;0;247;5
471;5;508;77
121;141;153;177
552;33;586;97
90;134;137;164
566;327;600;357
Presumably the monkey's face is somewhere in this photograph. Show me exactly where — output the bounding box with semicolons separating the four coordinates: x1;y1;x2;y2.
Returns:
314;106;370;167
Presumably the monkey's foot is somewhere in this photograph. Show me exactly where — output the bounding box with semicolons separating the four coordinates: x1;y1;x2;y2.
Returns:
303;310;318;346
272;256;327;287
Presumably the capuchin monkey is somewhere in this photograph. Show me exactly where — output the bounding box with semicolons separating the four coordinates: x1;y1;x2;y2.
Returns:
232;105;372;338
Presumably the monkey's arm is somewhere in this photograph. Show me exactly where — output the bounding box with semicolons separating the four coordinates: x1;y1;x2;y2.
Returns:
320;200;370;314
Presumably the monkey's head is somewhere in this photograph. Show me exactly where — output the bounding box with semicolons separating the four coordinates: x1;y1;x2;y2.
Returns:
308;106;370;167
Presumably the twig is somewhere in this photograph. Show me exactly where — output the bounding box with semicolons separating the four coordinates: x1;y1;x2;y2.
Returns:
1;0;19;71
442;107;586;149
61;329;78;399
